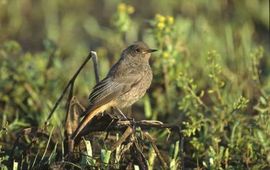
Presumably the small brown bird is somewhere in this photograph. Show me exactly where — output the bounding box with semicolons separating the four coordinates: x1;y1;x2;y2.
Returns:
71;41;157;140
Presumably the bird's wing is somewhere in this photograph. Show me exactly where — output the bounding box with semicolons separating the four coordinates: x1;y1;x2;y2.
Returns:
71;75;142;139
88;77;121;104
81;75;142;117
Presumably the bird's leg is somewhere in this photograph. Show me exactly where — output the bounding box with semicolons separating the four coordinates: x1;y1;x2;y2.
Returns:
114;106;137;132
131;117;136;133
114;107;128;120
107;107;119;120
119;107;137;133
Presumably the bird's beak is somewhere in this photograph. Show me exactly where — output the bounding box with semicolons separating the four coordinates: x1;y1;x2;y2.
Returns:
147;49;158;53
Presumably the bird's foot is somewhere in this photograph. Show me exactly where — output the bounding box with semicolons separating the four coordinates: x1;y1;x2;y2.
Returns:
129;118;136;132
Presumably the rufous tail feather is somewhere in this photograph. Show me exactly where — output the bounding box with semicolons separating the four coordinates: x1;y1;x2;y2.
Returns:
71;102;114;140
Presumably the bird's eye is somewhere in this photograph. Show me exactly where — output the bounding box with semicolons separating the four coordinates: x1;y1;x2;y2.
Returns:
135;48;141;53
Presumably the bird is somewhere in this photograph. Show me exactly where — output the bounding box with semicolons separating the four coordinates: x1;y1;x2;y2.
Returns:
71;41;157;141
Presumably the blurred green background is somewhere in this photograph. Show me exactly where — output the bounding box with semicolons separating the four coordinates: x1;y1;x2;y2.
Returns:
0;0;269;169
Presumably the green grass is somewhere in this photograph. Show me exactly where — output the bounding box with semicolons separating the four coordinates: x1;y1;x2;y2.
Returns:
0;0;269;169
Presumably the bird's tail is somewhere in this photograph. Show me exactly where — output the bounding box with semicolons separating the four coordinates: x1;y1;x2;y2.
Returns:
71;109;99;140
71;102;113;140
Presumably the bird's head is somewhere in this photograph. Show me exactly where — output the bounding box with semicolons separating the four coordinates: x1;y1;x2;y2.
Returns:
123;41;157;62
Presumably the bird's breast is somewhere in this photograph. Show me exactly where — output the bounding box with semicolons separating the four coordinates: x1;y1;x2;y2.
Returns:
116;64;152;108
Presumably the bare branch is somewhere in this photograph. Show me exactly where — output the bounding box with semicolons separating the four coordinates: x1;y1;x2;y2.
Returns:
45;52;93;126
91;51;100;83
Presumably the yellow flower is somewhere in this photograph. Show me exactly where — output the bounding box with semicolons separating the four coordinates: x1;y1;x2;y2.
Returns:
157;22;165;30
165;27;171;33
167;16;174;25
127;5;135;14
118;3;126;13
155;14;166;23
162;51;170;59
